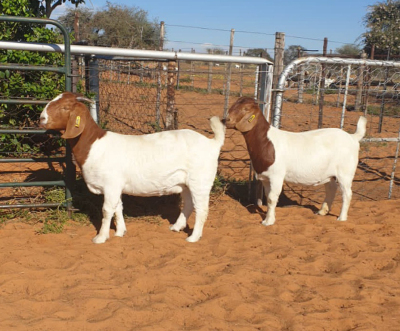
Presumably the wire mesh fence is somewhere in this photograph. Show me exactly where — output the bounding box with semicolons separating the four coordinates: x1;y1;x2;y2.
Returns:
95;58;263;181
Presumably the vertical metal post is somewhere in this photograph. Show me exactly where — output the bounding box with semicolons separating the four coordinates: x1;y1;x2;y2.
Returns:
389;127;400;199
88;56;100;123
340;65;351;129
223;29;234;118
318;37;328;128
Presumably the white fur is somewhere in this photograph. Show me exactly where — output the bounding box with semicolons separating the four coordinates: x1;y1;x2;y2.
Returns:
257;117;367;226
87;120;224;244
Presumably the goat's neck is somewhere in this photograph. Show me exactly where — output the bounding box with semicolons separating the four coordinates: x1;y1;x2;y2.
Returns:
242;115;275;174
67;113;106;168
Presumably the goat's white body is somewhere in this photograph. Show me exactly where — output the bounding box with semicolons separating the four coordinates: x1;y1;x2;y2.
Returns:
82;129;220;197
84;121;224;244
257;117;366;226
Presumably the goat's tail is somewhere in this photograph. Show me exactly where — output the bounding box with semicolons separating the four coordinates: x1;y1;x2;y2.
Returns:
210;116;226;147
352;116;367;141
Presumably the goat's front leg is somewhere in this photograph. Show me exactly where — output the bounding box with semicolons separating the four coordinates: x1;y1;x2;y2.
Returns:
93;192;121;244
262;178;283;226
257;179;271;207
170;187;193;232
114;198;127;237
317;178;337;216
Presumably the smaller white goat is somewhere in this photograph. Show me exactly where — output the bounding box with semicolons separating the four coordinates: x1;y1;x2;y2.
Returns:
40;92;225;243
224;97;367;226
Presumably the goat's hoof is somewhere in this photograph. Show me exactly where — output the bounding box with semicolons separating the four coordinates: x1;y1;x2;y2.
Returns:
114;230;126;237
261;220;274;226
337;217;347;222
170;224;185;232
316;210;328;216
186;235;200;243
92;235;108;244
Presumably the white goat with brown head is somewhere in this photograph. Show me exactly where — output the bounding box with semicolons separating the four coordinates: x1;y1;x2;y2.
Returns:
224;97;366;226
40;92;225;244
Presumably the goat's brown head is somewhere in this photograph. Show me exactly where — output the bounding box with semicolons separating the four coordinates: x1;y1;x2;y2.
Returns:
39;92;94;139
224;97;263;132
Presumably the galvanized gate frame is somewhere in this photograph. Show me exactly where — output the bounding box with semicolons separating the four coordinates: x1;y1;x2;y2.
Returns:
0;16;74;212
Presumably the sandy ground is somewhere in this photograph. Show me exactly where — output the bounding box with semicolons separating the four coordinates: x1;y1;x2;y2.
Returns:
1;69;400;330
1;191;400;330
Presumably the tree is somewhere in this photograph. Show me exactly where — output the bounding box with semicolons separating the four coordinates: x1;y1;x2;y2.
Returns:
362;0;400;59
56;7;93;42
335;44;361;57
245;48;273;62
284;45;307;65
57;2;161;49
206;48;226;55
31;0;85;18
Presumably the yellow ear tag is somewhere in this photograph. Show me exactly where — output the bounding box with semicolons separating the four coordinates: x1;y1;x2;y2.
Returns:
248;115;255;123
75;116;81;128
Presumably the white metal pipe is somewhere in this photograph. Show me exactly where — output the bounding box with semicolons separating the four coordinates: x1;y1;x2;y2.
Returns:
0;41;272;65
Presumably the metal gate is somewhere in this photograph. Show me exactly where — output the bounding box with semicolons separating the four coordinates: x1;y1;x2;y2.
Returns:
0;16;74;212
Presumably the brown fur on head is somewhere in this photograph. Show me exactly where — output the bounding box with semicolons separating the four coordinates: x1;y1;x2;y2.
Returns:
224;97;263;132
40;92;94;139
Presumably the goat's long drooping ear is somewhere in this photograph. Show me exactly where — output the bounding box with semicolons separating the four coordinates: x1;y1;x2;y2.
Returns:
236;110;259;132
61;103;87;139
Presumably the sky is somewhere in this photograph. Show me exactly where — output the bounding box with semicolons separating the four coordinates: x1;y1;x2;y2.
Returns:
52;0;379;56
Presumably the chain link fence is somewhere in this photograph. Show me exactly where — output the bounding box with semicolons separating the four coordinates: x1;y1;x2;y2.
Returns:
94;59;264;181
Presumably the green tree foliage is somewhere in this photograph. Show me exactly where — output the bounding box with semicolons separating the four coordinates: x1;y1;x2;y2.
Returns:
57;2;161;49
0;0;65;153
362;0;400;58
284;45;307;65
335;44;361;57
245;48;273;62
206;48;226;55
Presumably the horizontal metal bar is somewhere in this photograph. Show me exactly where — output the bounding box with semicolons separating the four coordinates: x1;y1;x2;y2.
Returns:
0;180;65;188
0;41;273;65
0;129;60;134
0;157;65;163
0;203;64;209
0;99;48;105
362;138;400;143
0;64;65;73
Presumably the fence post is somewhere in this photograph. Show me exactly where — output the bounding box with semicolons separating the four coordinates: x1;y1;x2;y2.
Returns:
223;29;235;117
155;21;165;126
271;32;285;127
207;50;213;94
355;52;366;111
88;56;100;123
318;37;328;128
166;61;177;130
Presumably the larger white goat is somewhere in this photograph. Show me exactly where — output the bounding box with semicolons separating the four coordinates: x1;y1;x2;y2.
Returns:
40;92;225;243
224;97;366;226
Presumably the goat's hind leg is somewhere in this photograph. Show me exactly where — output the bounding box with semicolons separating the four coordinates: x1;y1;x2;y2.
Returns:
317;178;337;216
93;192;121;244
170;187;193;232
186;191;209;243
337;176;353;221
114;198;127;237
